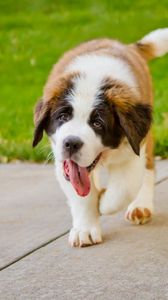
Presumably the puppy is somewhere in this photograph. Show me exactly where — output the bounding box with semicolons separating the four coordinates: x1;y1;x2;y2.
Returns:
33;28;168;247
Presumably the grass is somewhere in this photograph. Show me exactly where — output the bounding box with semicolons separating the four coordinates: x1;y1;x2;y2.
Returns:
0;0;168;162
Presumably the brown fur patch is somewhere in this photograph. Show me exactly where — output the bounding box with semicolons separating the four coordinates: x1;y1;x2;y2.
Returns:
144;208;152;218
101;78;152;155
135;42;156;61
43;72;79;103
126;207;152;224
146;132;154;169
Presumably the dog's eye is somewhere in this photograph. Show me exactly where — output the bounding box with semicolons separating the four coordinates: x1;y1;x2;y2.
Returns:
92;119;103;129
58;113;70;122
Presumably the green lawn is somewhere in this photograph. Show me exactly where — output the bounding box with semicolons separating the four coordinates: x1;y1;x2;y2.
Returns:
0;0;168;162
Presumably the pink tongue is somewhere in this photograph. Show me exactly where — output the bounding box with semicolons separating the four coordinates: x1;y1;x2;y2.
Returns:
64;160;90;197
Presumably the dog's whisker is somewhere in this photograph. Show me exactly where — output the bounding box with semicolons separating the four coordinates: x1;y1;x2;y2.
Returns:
37;145;48;154
44;151;54;165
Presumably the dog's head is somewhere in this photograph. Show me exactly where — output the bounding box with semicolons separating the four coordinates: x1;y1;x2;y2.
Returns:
33;72;152;196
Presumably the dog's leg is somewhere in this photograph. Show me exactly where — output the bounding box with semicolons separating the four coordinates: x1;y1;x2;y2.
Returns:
99;169;129;215
99;153;145;215
125;135;154;225
55;162;102;247
125;168;154;225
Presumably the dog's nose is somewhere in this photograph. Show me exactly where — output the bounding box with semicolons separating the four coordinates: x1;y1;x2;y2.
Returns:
63;136;83;156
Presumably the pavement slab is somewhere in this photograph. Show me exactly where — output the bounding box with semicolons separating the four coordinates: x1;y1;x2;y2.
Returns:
0;164;71;269
0;179;168;300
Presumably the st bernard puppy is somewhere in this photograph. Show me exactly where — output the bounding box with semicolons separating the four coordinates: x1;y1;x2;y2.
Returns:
33;28;168;247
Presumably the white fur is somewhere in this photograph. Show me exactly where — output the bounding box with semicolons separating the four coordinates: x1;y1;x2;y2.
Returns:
66;54;138;93
140;28;168;57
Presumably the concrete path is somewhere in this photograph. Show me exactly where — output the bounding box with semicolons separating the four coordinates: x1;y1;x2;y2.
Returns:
0;161;168;299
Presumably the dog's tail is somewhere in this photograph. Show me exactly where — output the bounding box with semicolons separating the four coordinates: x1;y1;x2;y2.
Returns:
135;28;168;61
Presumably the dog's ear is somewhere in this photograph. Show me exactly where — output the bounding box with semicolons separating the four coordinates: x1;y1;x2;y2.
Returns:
115;102;152;155
32;99;50;147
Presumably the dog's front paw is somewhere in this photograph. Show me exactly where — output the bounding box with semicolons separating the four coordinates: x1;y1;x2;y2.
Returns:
125;206;153;225
69;225;102;247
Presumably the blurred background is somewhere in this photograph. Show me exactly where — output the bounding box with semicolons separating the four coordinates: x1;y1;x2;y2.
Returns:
0;0;168;163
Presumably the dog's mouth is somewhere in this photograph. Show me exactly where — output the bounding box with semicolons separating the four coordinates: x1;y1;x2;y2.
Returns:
63;153;101;197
